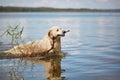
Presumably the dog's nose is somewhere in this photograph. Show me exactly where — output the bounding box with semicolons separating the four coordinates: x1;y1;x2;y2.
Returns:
63;31;66;33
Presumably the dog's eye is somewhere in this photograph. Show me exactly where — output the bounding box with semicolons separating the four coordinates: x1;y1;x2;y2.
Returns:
56;29;59;31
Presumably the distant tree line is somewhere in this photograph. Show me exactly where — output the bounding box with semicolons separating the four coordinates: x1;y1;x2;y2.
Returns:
0;6;120;12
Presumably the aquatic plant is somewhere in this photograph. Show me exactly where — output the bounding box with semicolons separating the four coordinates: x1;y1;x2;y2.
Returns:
1;24;24;45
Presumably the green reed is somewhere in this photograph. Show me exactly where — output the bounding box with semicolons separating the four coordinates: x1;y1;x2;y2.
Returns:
1;25;24;45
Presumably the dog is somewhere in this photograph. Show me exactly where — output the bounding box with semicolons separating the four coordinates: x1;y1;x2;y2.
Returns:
5;26;69;57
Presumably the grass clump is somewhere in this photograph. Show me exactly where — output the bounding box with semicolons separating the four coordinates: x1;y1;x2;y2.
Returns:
1;24;24;45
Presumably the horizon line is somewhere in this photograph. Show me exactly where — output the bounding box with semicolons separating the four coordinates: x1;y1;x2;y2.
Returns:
0;5;120;10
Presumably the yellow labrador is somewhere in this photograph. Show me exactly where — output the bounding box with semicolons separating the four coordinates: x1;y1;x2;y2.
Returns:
5;26;69;57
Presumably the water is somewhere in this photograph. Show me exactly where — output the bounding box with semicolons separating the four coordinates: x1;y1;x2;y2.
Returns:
0;12;120;80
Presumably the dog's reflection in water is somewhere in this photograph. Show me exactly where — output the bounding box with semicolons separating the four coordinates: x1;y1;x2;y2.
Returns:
22;52;66;80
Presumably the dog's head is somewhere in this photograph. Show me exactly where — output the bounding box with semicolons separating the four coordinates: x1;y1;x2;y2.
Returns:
48;26;70;39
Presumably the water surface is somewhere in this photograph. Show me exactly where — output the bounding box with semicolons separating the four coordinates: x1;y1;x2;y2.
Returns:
0;12;120;80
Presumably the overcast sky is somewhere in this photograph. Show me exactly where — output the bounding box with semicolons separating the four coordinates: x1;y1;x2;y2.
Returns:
0;0;120;9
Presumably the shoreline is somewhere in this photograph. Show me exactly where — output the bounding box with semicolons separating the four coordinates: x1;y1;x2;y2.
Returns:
0;6;120;12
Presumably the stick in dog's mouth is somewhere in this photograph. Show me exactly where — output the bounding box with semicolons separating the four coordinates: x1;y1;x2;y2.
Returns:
63;30;70;33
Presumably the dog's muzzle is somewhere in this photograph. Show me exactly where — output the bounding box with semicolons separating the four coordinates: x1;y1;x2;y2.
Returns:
58;30;70;37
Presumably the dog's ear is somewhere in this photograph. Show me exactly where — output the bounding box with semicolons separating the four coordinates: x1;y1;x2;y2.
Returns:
48;30;53;39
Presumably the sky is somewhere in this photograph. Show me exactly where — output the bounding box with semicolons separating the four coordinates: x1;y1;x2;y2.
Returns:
0;0;120;9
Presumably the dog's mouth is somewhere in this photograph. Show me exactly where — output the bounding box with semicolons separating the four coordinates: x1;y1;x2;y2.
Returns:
57;34;65;37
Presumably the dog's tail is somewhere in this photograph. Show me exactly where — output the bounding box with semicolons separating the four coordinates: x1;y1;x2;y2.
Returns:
0;50;17;59
0;51;8;59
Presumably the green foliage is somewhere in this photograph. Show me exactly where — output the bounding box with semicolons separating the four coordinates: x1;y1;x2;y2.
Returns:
1;25;24;45
0;6;120;12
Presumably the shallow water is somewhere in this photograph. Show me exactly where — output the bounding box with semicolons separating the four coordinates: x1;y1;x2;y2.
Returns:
0;12;120;80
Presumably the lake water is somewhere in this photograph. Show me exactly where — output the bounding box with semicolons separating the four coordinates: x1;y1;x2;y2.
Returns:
0;12;120;80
